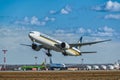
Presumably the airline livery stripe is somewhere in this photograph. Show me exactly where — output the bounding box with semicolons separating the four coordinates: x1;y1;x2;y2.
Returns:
40;35;59;44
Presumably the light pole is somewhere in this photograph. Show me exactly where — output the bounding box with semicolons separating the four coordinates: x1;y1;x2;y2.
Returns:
118;60;120;64
81;58;84;64
34;56;38;65
2;49;7;70
81;58;84;70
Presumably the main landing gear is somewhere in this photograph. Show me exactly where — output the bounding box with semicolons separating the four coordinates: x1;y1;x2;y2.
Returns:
45;49;52;57
32;40;52;57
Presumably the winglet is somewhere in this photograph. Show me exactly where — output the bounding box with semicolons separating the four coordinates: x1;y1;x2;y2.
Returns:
103;39;111;42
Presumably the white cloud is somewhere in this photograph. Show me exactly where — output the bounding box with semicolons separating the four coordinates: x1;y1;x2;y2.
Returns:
39;21;46;26
92;26;115;37
15;16;56;26
31;16;40;25
94;38;103;41
87;29;92;33
49;10;57;14
0;26;28;37
104;14;120;19
61;5;72;14
54;29;75;37
94;31;113;37
55;29;65;34
98;26;114;32
0;28;11;36
105;0;120;11
77;27;86;33
49;5;72;15
76;28;92;35
51;17;55;21
61;9;69;14
15;17;29;25
30;16;46;26
57;26;116;37
24;16;29;23
93;0;120;12
0;26;35;64
44;17;49;21
44;17;56;22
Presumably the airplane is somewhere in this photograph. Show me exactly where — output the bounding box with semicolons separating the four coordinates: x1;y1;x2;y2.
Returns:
21;31;111;57
48;57;66;70
21;62;46;71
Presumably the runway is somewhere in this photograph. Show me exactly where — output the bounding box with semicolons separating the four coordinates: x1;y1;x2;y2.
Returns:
0;70;120;80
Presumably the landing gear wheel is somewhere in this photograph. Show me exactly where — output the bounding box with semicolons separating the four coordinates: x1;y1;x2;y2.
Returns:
46;53;52;57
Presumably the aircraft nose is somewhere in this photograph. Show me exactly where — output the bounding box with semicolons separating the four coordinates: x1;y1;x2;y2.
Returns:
28;31;40;37
28;32;34;38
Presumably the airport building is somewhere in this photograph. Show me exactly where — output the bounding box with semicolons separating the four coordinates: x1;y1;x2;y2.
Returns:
0;62;119;71
0;57;119;71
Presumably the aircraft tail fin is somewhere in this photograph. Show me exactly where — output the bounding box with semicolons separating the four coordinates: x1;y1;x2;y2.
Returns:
76;36;83;49
79;36;83;43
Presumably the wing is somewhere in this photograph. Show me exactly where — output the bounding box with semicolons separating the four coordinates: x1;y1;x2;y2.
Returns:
81;51;97;54
20;44;44;48
69;39;111;47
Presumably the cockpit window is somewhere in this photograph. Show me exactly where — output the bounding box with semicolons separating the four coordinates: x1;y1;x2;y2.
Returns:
30;32;34;34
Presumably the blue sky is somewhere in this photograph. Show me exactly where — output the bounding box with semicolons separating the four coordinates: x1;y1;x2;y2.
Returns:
0;0;120;64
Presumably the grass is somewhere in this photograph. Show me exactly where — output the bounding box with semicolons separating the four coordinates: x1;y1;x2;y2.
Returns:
0;70;120;80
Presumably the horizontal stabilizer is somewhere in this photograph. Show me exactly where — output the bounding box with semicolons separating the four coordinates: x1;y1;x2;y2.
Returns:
20;44;32;47
81;51;97;54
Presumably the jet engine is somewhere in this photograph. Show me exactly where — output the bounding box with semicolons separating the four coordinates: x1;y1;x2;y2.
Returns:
61;42;70;49
32;43;41;51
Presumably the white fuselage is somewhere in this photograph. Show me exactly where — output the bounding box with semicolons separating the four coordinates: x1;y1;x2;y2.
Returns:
29;31;81;56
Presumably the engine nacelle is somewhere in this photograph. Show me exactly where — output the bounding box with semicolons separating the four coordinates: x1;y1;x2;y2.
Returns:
62;52;68;56
32;44;41;51
61;42;70;49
